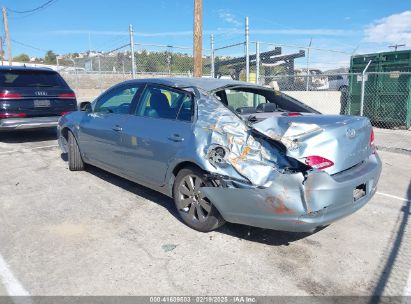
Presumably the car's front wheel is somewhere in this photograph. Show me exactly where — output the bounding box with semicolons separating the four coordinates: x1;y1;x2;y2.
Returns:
173;167;225;232
68;131;85;171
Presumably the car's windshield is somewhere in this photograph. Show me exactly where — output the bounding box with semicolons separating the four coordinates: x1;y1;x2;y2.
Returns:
0;70;67;88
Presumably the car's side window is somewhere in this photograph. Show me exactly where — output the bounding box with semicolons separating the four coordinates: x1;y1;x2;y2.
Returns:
94;85;141;114
176;94;194;122
136;86;193;121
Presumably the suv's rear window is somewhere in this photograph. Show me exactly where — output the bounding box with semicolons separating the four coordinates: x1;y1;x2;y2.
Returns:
0;70;67;88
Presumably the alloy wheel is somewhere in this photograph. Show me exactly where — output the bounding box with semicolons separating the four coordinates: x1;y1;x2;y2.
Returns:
177;174;212;223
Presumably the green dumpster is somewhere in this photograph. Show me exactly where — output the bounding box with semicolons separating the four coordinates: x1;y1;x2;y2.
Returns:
348;50;411;128
348;53;380;117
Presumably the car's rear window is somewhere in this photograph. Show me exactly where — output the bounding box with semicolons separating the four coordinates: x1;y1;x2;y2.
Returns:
0;70;67;88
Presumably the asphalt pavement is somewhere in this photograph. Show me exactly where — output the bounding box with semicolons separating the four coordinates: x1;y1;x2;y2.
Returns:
0;128;410;297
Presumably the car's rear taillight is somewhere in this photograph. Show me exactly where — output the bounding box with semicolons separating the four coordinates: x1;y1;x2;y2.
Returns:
286;112;302;116
0;113;27;119
305;156;334;170
58;92;76;99
0;92;23;100
61;111;72;116
370;128;376;154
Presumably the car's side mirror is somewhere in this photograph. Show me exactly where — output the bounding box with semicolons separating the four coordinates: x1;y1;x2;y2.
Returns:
79;101;92;112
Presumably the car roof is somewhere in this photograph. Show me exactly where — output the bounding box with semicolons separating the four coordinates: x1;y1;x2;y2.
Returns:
0;65;56;73
121;77;259;92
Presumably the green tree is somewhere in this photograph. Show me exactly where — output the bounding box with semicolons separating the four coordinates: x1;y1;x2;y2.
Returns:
13;53;30;62
44;50;57;64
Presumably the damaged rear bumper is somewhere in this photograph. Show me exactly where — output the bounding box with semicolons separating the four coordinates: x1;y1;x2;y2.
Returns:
201;153;382;232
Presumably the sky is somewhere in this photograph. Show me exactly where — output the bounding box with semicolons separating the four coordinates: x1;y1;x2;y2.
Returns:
1;0;411;70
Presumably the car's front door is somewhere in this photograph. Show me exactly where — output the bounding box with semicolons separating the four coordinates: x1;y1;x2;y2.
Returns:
78;83;144;171
118;84;194;186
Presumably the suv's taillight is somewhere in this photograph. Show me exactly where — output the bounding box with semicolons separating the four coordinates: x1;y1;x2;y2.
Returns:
58;92;76;99
0;92;23;100
0;113;27;119
305;156;334;170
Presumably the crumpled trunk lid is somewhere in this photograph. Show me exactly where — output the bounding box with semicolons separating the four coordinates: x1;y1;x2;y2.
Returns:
252;114;373;175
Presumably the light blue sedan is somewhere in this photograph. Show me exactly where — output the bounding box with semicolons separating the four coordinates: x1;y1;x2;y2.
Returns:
58;78;382;232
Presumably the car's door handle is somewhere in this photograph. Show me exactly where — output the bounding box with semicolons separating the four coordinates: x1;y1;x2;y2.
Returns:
168;134;184;142
112;125;123;132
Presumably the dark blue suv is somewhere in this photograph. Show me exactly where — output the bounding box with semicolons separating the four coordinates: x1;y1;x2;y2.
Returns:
0;66;77;131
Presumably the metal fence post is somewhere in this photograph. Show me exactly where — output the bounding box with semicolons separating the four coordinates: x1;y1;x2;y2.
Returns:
211;34;215;78
255;41;260;84
306;38;312;91
69;58;78;93
245;16;249;82
98;54;102;93
360;60;372;116
129;24;136;79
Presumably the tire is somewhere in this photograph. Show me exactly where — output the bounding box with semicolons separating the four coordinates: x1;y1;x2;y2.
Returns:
68;131;84;171
173;167;225;232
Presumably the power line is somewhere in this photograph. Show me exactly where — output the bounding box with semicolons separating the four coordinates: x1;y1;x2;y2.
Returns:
10;39;48;52
105;43;130;54
8;0;58;14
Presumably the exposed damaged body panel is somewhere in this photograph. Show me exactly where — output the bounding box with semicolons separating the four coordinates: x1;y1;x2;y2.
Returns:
57;77;382;232
252;114;374;175
189;85;381;232
201;154;381;232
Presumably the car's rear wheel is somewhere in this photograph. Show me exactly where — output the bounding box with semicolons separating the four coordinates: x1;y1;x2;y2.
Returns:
173;167;225;232
68;131;84;171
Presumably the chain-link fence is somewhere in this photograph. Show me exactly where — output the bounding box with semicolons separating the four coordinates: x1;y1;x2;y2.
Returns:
269;72;411;129
57;43;211;100
51;35;411;131
212;42;248;80
134;43;211;77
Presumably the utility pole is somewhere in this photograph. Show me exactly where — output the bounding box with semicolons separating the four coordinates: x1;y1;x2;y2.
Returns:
193;0;202;77
306;38;312;91
245;16;249;82
255;41;260;84
0;36;3;66
389;44;406;51
210;34;215;78
129;24;136;78
2;7;12;66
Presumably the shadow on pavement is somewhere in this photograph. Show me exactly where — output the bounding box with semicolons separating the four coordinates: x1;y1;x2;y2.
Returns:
371;180;411;300
0;128;57;143
84;164;181;223
218;223;320;246
72;162;314;245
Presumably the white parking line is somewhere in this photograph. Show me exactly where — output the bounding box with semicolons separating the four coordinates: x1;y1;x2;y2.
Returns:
376;192;411;203
405;272;411;296
376;191;411;297
30;144;58;150
0;254;30;297
0;144;58;155
0;150;20;155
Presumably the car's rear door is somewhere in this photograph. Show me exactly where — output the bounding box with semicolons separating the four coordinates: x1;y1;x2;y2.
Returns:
78;83;144;170
118;84;194;186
